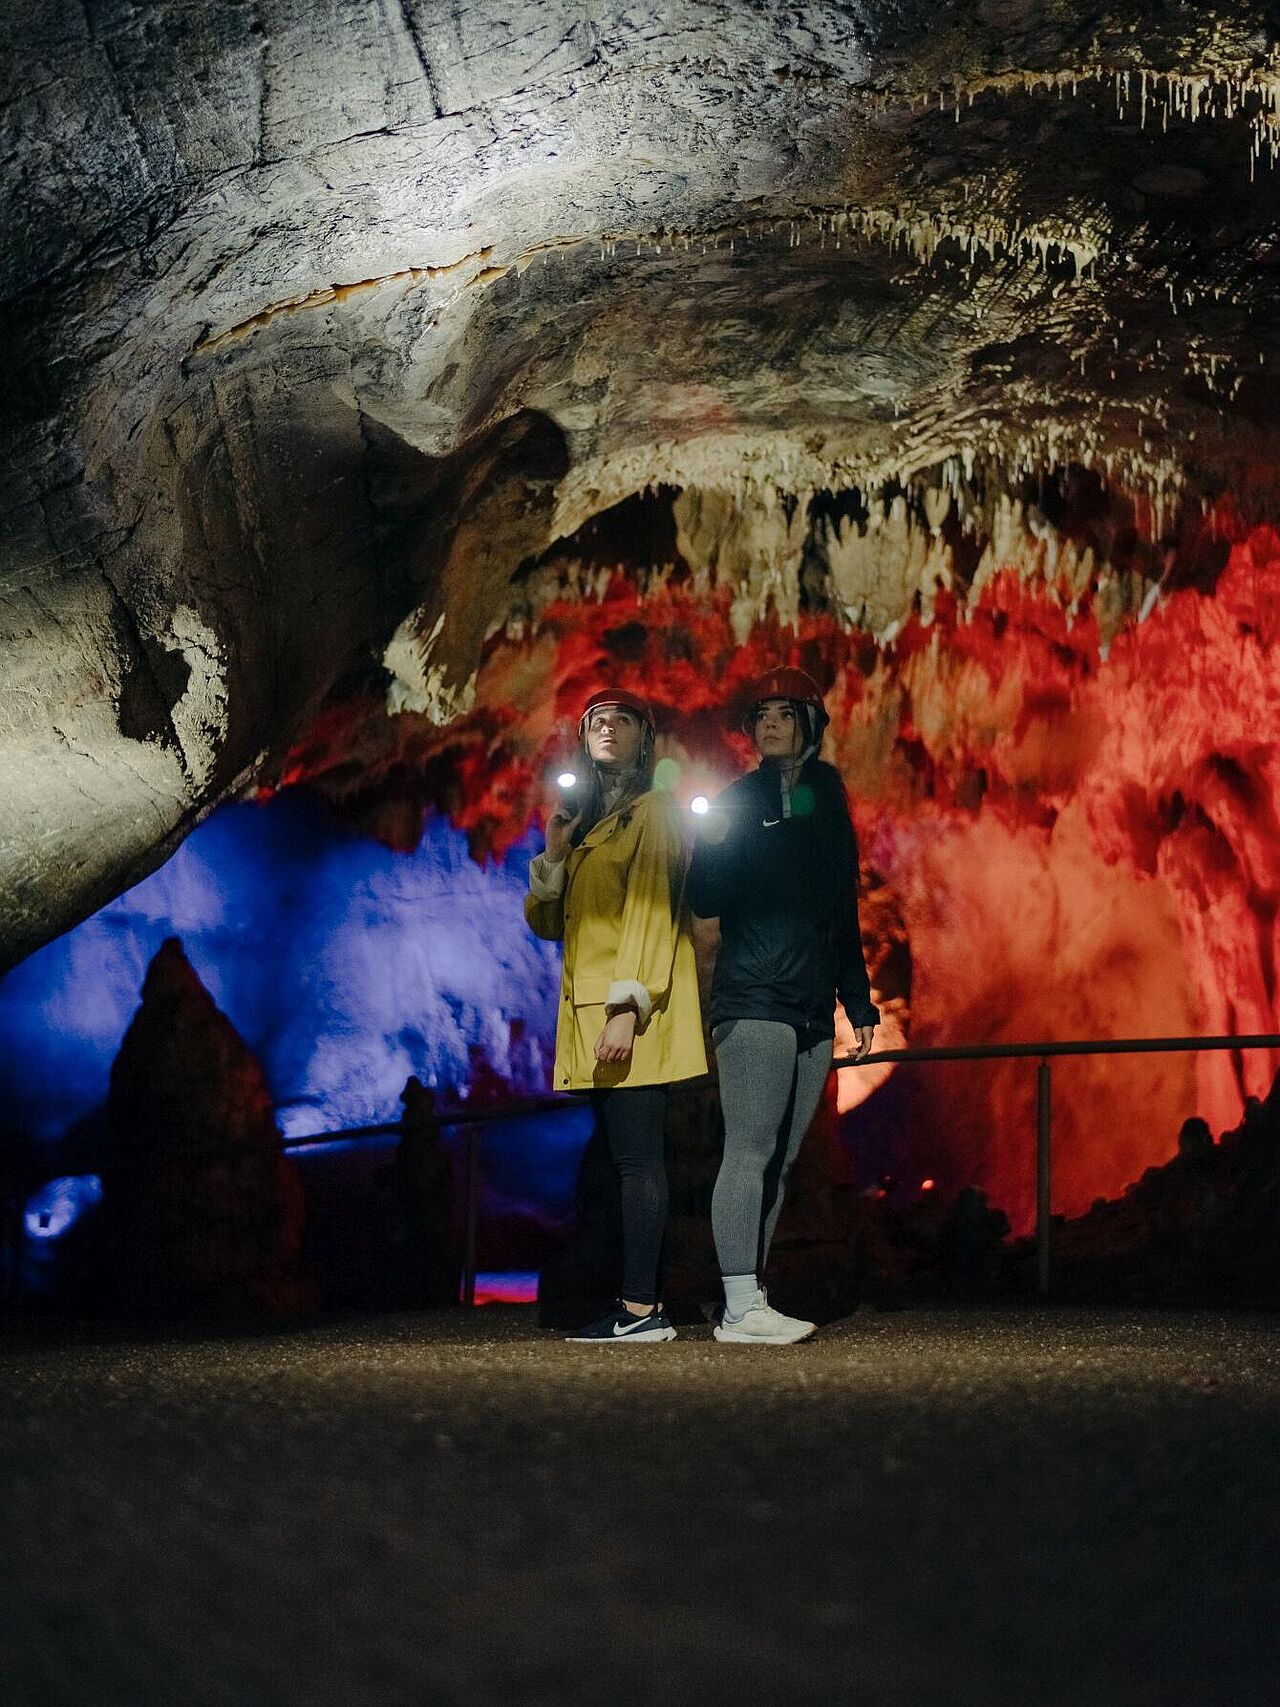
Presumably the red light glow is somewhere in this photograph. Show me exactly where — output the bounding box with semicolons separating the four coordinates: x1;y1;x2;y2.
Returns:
274;497;1280;1231
472;1271;540;1306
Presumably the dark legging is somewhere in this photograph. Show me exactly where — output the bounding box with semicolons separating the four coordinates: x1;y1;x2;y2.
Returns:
591;1083;669;1305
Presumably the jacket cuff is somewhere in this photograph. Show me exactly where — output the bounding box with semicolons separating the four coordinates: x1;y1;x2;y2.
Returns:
528;853;568;901
606;979;652;1026
843;999;880;1031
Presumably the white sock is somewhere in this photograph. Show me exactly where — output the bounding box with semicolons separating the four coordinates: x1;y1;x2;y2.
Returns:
722;1273;759;1323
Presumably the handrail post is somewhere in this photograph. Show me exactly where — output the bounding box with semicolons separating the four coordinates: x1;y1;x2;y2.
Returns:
1036;1058;1052;1297
461;1126;481;1308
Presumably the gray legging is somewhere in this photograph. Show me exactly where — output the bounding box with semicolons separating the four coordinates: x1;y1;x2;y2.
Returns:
711;1019;833;1277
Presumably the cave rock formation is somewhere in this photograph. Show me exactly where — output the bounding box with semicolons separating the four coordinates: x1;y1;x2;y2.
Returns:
6;6;1280;1218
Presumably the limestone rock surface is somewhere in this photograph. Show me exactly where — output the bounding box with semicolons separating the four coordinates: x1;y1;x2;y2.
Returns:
5;2;1280;961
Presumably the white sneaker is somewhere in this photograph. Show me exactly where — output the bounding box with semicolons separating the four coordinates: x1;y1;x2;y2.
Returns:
713;1288;815;1345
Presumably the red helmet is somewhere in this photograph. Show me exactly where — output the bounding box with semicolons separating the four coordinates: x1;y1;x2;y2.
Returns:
577;688;656;740
745;667;829;738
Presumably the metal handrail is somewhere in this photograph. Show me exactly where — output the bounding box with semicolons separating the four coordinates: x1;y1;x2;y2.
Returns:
1;1094;580;1313
9;1039;1277;1310
833;1034;1280;1065
834;1033;1280;1295
281;1095;579;1307
279;1094;576;1149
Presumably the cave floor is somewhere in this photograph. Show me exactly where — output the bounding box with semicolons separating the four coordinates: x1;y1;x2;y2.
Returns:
1;1305;1277;1707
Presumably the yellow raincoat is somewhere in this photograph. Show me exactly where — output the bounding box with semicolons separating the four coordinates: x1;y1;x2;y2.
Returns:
525;788;707;1091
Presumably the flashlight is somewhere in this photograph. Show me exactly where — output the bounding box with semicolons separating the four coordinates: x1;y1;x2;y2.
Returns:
555;769;581;817
690;795;710;815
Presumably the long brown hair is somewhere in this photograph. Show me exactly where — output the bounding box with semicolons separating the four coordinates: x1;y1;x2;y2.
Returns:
571;722;656;844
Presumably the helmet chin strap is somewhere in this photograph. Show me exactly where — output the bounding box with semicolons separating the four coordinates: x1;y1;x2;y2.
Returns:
585;728;651;813
760;740;816;771
760;741;816;818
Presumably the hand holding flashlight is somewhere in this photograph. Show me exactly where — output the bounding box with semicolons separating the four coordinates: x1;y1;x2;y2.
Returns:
545;771;582;864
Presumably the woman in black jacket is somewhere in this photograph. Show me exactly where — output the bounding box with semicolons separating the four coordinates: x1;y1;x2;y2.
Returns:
688;667;878;1344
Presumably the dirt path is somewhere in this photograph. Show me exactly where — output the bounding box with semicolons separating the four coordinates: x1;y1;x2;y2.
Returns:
2;1306;1277;1705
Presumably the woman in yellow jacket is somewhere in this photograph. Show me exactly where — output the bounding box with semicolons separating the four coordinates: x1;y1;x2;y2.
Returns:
526;689;706;1342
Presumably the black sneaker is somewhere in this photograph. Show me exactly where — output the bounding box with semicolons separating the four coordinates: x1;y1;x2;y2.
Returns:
563;1304;677;1343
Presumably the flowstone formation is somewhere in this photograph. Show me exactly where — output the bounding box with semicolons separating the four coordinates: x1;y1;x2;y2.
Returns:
5;3;1280;1213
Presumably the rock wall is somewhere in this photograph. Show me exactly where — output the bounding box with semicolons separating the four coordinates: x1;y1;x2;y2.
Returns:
6;2;1280;968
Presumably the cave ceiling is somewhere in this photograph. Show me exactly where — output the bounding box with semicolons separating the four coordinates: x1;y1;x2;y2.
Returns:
4;1;1280;967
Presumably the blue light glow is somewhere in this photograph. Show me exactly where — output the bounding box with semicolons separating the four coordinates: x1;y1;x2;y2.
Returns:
24;1175;104;1240
0;791;563;1143
473;1271;540;1305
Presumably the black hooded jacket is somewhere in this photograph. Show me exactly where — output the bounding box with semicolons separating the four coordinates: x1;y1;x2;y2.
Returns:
687;755;880;1039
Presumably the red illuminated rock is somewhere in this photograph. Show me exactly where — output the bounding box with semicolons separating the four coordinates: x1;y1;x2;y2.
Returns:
266;491;1280;1229
1014;1076;1280;1304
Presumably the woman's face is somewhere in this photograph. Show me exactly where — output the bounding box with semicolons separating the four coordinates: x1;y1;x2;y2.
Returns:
585;705;644;768
752;698;806;762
